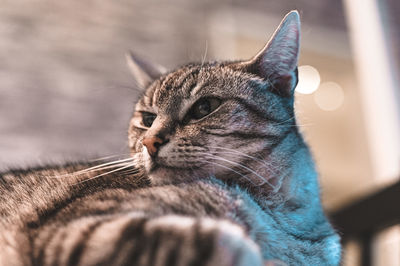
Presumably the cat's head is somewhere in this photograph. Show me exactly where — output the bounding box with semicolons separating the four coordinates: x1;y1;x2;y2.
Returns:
128;11;301;188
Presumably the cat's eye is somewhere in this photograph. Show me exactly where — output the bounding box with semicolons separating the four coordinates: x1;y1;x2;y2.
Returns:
142;112;157;127
190;97;221;120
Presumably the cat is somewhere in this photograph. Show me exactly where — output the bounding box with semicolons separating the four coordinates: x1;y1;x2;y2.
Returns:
0;11;341;266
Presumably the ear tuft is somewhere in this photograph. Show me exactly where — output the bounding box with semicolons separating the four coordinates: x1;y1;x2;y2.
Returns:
125;52;167;88
245;11;301;97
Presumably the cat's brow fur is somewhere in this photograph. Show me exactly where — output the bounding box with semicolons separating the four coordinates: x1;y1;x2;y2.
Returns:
0;11;341;266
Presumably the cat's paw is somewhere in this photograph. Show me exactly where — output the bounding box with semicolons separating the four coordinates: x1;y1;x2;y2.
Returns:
205;219;264;266
144;215;264;266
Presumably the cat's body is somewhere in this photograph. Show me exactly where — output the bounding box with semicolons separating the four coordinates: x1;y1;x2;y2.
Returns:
0;12;341;265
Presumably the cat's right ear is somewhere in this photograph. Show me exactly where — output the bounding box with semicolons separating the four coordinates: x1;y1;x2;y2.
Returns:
126;52;167;88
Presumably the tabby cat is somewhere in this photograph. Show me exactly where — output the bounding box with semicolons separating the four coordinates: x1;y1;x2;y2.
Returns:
0;11;341;266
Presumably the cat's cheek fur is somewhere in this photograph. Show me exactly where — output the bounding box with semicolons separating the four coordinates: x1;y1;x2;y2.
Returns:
142;148;153;172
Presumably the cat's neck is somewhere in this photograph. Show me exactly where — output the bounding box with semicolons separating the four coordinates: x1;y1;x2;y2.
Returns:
238;130;322;212
233;130;328;233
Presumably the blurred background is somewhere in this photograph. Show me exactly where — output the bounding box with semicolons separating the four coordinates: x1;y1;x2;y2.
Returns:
0;0;399;265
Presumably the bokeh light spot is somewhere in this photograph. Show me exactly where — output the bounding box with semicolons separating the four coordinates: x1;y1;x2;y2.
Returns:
314;82;345;111
295;65;321;94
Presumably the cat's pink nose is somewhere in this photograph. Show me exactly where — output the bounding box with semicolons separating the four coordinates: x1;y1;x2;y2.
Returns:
142;136;164;156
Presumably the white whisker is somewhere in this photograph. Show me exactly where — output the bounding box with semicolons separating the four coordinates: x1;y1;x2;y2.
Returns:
200;152;272;187
75;163;136;185
48;157;136;179
89;154;131;162
201;158;266;186
47;162;136;179
70;158;135;176
200;40;208;68
273;116;296;126
208;146;279;171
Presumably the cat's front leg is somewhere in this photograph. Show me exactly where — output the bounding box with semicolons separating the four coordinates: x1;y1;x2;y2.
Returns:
139;215;264;266
34;213;264;266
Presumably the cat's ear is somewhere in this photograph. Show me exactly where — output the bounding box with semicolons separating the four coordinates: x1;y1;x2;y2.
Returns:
126;52;167;88
244;11;300;97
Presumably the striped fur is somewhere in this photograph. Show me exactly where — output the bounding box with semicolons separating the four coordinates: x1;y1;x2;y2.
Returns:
0;11;341;265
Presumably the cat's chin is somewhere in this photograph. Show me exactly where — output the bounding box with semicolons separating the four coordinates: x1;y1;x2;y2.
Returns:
147;164;206;185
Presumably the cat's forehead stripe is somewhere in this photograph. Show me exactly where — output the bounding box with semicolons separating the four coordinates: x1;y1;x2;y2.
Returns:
152;85;159;107
160;67;189;91
148;63;239;110
144;88;155;106
151;65;200;104
174;66;200;91
190;83;203;96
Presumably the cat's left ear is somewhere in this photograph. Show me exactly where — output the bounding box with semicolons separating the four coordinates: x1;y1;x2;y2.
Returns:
126;52;167;88
244;11;300;97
